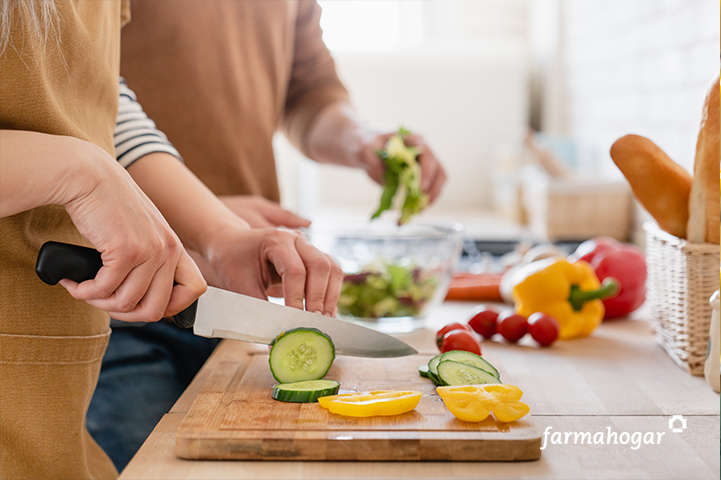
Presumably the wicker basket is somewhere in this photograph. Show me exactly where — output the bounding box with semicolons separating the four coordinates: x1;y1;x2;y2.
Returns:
521;173;632;241
644;223;720;375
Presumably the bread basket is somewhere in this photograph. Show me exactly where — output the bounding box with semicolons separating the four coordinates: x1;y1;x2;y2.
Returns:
644;222;720;375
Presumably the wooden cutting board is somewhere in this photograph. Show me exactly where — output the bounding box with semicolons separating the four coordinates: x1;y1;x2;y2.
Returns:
175;350;541;461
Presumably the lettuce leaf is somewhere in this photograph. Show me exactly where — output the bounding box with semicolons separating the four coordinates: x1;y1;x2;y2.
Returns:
371;127;429;225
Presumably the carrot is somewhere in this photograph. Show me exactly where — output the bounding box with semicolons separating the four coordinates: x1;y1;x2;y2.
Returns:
445;273;503;302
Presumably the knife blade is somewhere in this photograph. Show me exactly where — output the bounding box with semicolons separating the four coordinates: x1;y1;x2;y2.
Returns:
35;241;418;358
193;286;417;357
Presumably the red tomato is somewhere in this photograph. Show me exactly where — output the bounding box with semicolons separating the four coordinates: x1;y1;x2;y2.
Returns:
496;310;528;343
436;322;473;349
527;312;560;346
467;306;499;339
440;330;482;355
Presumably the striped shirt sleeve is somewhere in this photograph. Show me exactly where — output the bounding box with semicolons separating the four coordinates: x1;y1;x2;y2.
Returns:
115;78;182;168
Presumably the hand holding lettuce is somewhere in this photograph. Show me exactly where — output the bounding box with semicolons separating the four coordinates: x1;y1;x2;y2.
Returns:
371;127;429;225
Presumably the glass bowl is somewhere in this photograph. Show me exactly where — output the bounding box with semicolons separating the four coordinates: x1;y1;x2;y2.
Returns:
304;221;463;333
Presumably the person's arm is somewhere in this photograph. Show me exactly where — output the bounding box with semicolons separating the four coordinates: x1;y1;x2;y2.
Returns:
306;101;448;203
115;78;183;168
283;1;446;203
127;151;341;315
116;80;342;315
0;130;205;321
116;78;310;230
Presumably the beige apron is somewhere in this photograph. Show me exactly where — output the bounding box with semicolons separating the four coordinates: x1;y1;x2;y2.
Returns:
0;1;130;478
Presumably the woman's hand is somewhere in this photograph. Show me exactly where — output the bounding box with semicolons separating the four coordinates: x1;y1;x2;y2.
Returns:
220;195;310;229
0;131;207;322
124;152;341;316
205;226;343;316
62;159;207;322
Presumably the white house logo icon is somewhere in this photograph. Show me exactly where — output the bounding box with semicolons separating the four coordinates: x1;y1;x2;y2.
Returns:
669;415;687;433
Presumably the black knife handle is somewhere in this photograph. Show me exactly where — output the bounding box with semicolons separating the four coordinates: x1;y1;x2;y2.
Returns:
35;241;197;328
36;241;102;285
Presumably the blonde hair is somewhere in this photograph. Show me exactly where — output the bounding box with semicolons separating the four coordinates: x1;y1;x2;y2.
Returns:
0;0;59;56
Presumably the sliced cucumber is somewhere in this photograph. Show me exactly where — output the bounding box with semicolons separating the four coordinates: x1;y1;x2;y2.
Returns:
429;373;443;386
269;327;335;383
418;364;430;378
439;350;500;379
428;354;442;378
437;360;500;386
272;379;340;403
427;355;443;386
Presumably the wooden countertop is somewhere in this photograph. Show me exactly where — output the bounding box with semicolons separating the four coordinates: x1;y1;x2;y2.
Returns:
119;302;720;480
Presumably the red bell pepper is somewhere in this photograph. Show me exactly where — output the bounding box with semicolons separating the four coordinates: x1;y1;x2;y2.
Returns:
570;238;647;319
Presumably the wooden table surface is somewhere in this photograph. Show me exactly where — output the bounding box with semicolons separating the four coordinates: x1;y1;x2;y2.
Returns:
119;302;720;480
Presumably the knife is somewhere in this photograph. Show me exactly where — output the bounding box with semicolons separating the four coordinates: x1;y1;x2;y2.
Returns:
35;241;418;358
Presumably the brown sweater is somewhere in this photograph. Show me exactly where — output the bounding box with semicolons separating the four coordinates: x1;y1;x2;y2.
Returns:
120;0;349;202
0;2;127;478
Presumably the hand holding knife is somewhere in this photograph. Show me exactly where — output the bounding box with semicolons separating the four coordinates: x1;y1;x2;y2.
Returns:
36;241;417;358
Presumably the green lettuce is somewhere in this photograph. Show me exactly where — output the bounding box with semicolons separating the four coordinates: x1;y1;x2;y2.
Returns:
338;262;438;319
371;127;429;225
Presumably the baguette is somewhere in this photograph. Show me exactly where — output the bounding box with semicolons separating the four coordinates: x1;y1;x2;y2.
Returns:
610;134;692;238
687;77;720;244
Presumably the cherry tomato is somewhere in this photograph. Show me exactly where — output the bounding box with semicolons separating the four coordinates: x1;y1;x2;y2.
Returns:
527;313;560;346
436;322;473;349
467;306;499;339
496;310;528;343
440;329;482;355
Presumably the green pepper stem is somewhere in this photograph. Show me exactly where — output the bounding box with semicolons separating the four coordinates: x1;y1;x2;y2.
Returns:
568;277;620;311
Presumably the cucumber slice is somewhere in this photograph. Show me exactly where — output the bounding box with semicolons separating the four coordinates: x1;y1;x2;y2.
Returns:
439;350;500;379
269;327;335;383
272;379;340;403
427;355;443;386
429;372;443;386
418;364;430;378
428;354;442;378
437;360;500;386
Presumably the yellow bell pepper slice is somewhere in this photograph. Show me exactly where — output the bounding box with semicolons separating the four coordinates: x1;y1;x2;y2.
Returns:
317;390;422;417
437;384;530;423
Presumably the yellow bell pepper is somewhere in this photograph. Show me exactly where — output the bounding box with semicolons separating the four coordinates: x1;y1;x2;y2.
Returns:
437;384;530;423
511;258;619;340
317;390;422;417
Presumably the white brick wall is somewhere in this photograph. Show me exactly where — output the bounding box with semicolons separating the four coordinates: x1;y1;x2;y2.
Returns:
562;0;720;176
